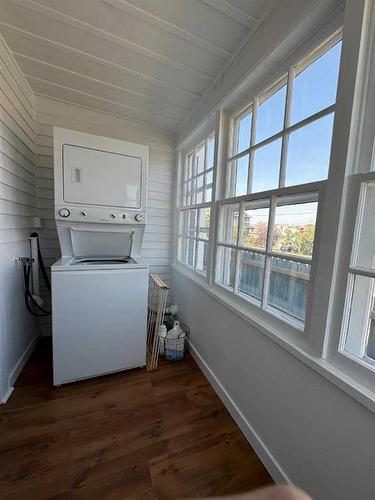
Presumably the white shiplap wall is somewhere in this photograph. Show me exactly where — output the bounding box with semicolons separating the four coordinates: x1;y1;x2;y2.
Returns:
35;95;175;335
0;32;39;401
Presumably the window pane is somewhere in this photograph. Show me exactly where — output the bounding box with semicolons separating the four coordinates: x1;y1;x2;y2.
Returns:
196;144;205;174
187;209;197;237
235;112;252;154
268;257;311;322
204;170;213;202
238;251;265;302
242;203;269;250
205;170;213;185
186;153;194;180
227;155;249;197
366;319;375;360
353;182;375;270
252;139;282;193
204;186;212;203
285;113;334;186
187;238;196;267
219;204;239;244
216;246;236;290
185;180;192;206
291;41;342;125
181;182;187;207
255;85;286;144
179;211;187;234
196;240;208;274
207;136;215;169
178;236;186;263
343;274;375;358
198;207;210;240
272;200;318;258
196;174;204;204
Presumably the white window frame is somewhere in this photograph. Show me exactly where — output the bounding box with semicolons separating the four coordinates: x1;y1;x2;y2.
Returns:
214;184;323;331
181;136;214;208
176;133;215;277
326;171;375;388
224;29;341;201
317;0;375;397
209;31;342;339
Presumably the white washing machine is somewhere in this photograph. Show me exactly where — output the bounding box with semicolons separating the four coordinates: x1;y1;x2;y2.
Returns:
51;127;149;386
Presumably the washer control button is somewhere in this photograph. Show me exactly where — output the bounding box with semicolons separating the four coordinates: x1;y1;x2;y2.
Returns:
59;208;70;218
81;211;87;217
135;213;144;223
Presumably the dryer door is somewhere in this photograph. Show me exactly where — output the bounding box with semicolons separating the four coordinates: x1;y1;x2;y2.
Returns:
63;144;142;208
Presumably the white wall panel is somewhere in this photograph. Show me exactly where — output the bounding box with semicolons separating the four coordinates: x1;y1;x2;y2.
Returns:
0;32;38;402
172;270;375;499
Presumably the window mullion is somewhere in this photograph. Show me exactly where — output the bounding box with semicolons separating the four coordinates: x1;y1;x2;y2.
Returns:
250;98;258;148
279;68;294;188
262;195;276;308
193;209;199;270
247;98;258;195
234;201;245;293
208;111;227;285
203;141;208;197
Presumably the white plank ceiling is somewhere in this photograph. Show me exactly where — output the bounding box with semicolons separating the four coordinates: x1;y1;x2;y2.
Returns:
0;0;276;131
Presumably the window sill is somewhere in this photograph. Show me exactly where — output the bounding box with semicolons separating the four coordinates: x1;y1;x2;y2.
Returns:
173;262;375;415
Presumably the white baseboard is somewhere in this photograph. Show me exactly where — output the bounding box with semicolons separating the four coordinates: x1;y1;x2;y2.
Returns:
0;386;14;405
3;333;40;403
188;340;291;485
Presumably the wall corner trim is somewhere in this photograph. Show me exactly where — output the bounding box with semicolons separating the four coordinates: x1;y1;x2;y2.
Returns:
188;340;291;485
5;332;40;401
0;387;14;405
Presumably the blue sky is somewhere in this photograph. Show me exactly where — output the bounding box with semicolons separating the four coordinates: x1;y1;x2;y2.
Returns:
234;41;342;198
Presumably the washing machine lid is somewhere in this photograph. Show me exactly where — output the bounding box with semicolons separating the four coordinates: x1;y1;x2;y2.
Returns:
70;227;134;257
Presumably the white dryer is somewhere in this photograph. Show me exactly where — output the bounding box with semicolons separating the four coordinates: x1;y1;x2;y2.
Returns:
51;128;149;386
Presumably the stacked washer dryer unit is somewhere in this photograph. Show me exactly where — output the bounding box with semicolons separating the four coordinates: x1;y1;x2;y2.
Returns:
52;127;149;386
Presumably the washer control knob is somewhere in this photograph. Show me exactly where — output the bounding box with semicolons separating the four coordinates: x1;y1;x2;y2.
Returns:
111;213;117;219
81;211;87;217
59;208;70;218
135;213;144;223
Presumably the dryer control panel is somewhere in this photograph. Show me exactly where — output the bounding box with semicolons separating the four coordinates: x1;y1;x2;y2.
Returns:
56;206;146;224
56;207;146;225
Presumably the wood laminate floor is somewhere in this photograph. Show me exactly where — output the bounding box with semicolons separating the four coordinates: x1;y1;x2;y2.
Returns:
0;339;272;499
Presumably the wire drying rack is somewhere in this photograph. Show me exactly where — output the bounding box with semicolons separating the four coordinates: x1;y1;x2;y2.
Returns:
147;273;169;371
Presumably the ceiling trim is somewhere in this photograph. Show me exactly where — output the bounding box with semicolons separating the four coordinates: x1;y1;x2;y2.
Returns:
26;74;182;123
9;0;214;81
102;0;232;60
0;22;203;99
14;52;191;113
200;0;259;28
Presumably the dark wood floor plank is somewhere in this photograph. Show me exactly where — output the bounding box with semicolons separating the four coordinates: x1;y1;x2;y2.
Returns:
0;339;272;499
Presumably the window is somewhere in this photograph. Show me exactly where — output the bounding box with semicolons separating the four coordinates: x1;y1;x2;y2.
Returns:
176;32;342;331
340;180;375;366
225;37;342;199
177;134;215;275
181;136;214;207
215;33;342;328
216;193;318;327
